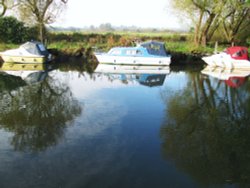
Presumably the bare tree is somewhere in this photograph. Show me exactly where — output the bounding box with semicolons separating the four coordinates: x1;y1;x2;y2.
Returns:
18;0;68;43
0;0;19;17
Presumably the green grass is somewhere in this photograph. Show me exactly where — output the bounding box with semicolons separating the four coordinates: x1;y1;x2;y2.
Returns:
166;41;227;55
0;43;18;51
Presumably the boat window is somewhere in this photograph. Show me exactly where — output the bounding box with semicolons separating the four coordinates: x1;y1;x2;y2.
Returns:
38;44;46;52
136;50;142;55
232;51;242;58
125;50;137;55
109;49;121;55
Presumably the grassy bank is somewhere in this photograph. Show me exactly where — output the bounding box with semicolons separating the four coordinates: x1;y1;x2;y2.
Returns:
0;31;247;57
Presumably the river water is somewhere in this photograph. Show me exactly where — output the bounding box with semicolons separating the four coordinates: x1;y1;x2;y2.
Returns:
0;63;250;188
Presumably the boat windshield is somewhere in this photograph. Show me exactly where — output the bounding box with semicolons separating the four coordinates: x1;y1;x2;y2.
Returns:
38;44;47;52
21;41;50;57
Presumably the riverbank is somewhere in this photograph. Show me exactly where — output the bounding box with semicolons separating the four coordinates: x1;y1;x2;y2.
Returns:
0;31;247;66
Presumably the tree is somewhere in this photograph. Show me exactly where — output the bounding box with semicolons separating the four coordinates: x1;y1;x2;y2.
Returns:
222;0;250;44
0;0;19;17
18;0;68;43
0;16;27;43
0;0;7;16
171;0;234;46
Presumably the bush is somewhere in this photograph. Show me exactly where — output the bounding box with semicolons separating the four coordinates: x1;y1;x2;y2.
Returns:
0;16;27;43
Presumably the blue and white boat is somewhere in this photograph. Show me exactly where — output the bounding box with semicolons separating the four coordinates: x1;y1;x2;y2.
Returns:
95;41;171;66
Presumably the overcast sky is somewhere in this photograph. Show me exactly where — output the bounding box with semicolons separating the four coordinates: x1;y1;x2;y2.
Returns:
53;0;188;30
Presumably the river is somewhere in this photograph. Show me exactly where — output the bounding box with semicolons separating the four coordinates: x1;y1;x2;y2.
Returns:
0;63;250;188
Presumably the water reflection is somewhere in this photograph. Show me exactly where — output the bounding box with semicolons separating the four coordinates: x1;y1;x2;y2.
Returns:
2;62;250;187
0;63;82;152
1;63;54;84
160;68;250;186
201;66;250;88
94;64;170;87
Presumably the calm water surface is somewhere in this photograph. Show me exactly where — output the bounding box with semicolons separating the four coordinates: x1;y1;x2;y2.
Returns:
0;63;250;188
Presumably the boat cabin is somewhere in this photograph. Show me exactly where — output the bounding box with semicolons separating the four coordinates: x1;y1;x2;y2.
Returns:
226;46;249;60
108;41;169;57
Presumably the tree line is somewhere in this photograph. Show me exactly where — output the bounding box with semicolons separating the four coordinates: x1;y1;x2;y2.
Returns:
172;0;250;46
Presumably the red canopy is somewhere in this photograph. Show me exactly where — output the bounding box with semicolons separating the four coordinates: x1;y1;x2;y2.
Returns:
226;46;249;60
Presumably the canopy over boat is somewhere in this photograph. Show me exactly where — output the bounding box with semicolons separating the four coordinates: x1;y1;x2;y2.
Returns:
139;41;168;57
225;46;249;60
19;41;50;57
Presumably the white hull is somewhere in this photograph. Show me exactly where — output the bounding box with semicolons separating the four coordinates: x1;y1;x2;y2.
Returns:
95;54;171;66
202;53;250;69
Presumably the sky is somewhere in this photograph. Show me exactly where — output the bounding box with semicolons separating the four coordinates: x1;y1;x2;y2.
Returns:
53;0;188;30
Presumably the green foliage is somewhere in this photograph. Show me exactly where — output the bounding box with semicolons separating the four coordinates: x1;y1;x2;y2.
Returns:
0;16;26;43
171;0;250;46
0;16;38;44
0;43;18;51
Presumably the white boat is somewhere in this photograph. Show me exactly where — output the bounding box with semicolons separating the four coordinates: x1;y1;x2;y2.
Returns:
0;41;52;64
202;46;250;69
95;41;171;66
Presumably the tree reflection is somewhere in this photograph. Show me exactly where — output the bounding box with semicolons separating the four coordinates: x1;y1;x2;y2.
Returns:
0;73;26;92
0;74;81;152
160;72;250;186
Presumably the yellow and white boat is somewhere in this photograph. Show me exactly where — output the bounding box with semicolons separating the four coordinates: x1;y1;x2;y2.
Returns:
0;41;52;64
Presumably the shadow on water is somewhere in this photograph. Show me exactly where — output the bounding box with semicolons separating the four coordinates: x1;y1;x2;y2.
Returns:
160;69;250;186
0;62;87;152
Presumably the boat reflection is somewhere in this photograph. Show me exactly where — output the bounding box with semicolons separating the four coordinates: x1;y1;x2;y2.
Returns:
0;62;55;84
94;64;170;87
201;66;250;88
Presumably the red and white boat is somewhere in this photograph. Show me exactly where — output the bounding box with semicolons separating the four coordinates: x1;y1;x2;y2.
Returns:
202;46;250;69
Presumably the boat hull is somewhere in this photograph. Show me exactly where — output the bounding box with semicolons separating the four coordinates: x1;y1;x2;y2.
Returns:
202;53;250;69
95;54;171;66
0;54;46;64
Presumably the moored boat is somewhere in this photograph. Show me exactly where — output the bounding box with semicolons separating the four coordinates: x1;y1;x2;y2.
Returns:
95;41;171;66
0;41;52;64
202;46;250;69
